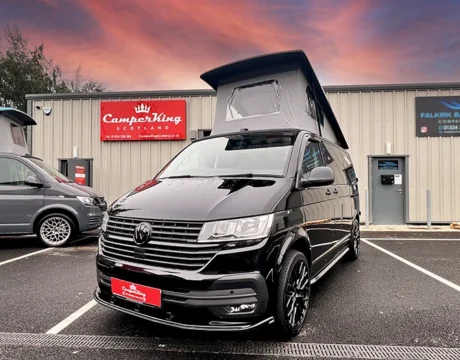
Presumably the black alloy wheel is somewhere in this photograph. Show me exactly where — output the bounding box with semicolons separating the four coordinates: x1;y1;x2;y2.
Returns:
275;250;311;337
347;219;360;261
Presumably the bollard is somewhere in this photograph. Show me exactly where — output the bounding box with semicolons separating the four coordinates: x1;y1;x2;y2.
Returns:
365;189;369;228
427;189;431;229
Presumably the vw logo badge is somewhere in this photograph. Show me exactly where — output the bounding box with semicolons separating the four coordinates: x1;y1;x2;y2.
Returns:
133;222;151;246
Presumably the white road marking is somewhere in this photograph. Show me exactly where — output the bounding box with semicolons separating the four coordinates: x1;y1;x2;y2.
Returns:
362;239;460;293
46;300;97;335
0;248;52;267
365;237;460;241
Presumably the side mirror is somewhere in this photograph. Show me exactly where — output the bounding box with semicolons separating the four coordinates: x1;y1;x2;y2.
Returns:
25;175;43;188
300;166;334;188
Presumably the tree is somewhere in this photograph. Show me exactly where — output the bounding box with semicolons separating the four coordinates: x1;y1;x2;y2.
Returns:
0;24;106;112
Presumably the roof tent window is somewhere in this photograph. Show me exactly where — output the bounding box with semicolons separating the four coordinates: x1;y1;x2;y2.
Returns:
306;87;317;120
10;123;26;147
226;80;281;121
306;86;324;127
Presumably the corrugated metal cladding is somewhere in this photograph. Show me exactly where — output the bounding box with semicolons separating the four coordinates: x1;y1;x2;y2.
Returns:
27;85;460;224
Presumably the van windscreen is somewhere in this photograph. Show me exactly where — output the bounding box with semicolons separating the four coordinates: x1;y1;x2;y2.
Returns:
158;132;297;178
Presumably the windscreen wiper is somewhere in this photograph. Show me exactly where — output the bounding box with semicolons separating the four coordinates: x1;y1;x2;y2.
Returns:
161;175;193;179
161;175;214;179
218;173;282;178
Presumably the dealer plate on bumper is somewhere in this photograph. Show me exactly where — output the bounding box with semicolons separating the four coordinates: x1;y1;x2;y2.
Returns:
111;277;162;308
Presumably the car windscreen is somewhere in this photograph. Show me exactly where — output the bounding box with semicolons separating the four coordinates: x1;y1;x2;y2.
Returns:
25;157;73;183
157;132;297;178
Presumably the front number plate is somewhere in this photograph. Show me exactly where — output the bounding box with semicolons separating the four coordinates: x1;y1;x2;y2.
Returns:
111;277;162;308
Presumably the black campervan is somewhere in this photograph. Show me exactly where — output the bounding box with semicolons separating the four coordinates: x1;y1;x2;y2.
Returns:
94;50;360;337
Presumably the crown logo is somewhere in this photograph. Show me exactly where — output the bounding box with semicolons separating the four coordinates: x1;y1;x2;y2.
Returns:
130;284;137;291
134;103;151;114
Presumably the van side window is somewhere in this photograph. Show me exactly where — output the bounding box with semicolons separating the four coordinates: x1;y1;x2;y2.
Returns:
321;142;347;185
0;158;33;186
301;141;323;178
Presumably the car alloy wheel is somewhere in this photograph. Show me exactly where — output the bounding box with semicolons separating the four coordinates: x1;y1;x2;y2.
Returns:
353;222;360;257
39;215;73;247
347;219;360;261
284;258;310;329
275;250;311;337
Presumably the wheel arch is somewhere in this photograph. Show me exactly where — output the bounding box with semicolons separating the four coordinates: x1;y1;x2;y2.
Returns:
276;228;312;270
33;207;80;234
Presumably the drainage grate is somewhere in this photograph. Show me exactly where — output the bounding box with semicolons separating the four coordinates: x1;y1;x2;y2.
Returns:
1;332;460;359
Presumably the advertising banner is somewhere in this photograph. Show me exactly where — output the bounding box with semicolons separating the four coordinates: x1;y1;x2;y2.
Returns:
100;99;186;141
415;96;460;137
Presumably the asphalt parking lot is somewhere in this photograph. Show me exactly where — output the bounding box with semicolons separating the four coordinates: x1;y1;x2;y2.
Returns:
0;234;459;360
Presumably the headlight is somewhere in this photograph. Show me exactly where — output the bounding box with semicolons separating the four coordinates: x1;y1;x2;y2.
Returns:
101;212;109;232
198;214;274;243
76;196;95;206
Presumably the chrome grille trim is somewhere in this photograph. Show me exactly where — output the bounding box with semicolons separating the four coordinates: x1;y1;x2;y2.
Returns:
101;216;222;271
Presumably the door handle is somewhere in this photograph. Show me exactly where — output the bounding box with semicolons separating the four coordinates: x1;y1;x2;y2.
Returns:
396;189;402;194
333;188;339;194
326;189;331;195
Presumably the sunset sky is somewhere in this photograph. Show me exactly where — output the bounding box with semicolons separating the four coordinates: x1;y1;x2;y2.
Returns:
1;0;458;91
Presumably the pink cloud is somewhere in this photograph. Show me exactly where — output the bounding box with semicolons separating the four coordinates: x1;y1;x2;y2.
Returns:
3;0;458;91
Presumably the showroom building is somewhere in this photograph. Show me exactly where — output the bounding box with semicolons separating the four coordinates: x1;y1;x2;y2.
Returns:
25;81;460;225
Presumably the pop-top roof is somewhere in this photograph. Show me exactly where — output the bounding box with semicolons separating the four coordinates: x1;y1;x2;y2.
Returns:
0;107;37;126
200;50;348;149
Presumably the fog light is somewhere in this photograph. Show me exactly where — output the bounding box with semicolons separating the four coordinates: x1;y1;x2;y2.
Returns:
228;303;257;313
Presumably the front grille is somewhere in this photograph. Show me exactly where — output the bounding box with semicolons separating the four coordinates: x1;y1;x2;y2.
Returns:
94;197;108;212
101;216;223;271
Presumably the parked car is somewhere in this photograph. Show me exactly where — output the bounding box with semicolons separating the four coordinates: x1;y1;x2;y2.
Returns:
0;107;107;247
0;154;107;247
94;129;360;336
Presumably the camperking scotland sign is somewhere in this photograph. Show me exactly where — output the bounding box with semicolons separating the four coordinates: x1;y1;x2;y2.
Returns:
100;100;186;141
416;96;460;137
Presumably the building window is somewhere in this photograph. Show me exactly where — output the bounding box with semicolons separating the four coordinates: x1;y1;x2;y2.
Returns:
10;123;26;147
226;80;281;120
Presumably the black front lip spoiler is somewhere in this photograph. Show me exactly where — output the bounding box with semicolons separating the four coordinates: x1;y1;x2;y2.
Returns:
93;288;275;332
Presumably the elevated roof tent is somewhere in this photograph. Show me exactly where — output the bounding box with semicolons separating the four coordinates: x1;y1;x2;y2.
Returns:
0;107;37;156
200;50;348;149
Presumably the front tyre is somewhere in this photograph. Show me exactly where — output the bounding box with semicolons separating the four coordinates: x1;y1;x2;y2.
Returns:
37;213;75;247
275;250;311;338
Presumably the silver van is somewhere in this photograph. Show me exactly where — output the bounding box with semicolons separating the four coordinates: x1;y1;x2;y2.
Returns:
0;107;106;247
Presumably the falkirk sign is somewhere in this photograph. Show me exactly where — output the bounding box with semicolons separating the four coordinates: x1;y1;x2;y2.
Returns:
100;100;187;141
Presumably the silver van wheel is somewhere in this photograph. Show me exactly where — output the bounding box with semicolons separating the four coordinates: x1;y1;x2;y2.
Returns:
39;216;72;247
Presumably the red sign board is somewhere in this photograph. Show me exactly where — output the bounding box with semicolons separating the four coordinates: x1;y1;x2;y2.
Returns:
111;277;162;307
75;165;86;185
100;100;186;141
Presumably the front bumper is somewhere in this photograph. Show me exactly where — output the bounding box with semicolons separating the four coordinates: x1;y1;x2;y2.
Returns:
95;255;274;332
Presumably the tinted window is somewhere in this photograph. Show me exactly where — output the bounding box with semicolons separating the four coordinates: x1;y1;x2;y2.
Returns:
0;158;34;186
321;141;348;185
26;157;72;183
301;141;323;178
158;133;296;178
